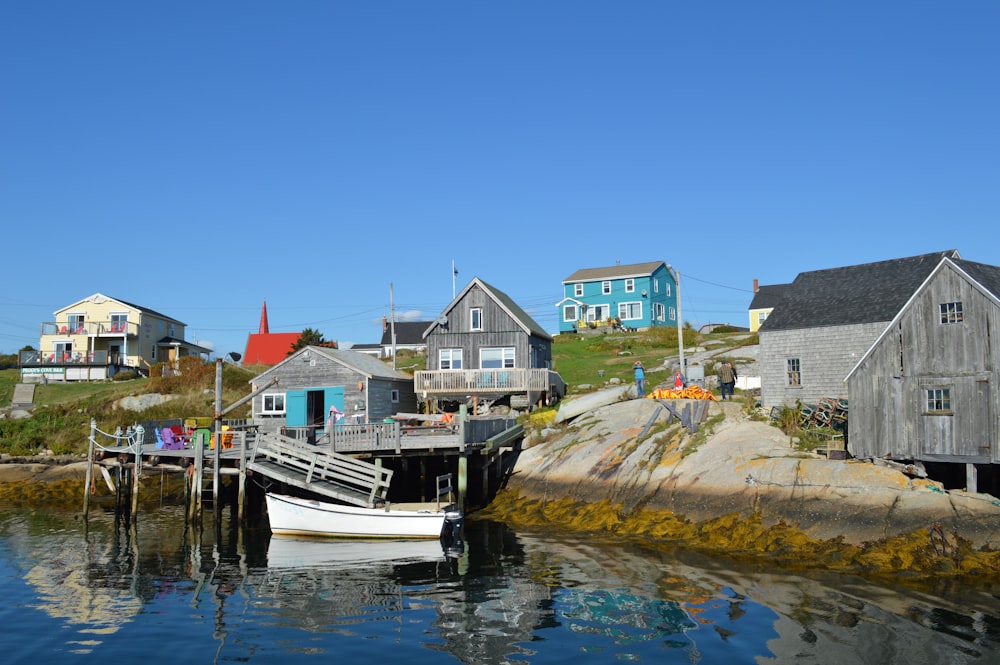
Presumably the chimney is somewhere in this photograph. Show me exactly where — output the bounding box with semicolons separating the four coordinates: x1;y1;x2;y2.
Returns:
753;278;759;294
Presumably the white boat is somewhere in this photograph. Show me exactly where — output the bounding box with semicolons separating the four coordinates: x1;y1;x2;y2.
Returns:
264;492;461;539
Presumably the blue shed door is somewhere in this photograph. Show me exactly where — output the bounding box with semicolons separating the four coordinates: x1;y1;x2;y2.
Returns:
285;387;346;430
285;390;308;427
319;386;345;432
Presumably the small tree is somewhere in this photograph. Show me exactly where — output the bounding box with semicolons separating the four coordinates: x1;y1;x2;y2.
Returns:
289;328;328;355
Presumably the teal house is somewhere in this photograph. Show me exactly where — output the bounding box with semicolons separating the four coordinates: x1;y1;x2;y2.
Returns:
556;261;678;334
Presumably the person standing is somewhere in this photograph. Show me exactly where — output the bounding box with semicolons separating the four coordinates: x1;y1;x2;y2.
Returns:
633;360;646;397
718;361;736;400
674;370;684;390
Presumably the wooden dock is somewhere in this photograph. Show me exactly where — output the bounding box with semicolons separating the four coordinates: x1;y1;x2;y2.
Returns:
84;412;525;525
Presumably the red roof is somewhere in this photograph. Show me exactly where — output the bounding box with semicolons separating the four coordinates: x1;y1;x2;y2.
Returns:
242;332;300;366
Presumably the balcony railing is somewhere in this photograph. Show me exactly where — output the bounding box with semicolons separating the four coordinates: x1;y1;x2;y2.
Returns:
413;368;565;396
19;349;112;366
40;320;136;336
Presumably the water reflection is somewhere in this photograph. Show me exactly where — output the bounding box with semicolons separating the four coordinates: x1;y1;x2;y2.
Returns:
1;506;998;664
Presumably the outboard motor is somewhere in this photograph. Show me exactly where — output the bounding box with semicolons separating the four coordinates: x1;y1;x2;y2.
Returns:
441;509;464;558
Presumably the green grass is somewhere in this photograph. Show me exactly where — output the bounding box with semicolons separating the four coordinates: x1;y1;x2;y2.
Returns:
552;326;694;393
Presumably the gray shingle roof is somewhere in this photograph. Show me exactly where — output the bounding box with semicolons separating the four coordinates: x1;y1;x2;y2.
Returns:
954;258;1000;298
379;321;431;346
562;261;665;283
759;250;960;332
749;283;792;310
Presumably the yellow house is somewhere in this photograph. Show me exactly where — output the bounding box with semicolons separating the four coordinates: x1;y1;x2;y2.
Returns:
19;293;210;383
748;280;791;333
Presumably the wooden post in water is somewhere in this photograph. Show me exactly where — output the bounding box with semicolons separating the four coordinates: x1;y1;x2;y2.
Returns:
458;455;467;514
189;427;204;524
129;426;140;521
83;418;96;521
213;358;223;517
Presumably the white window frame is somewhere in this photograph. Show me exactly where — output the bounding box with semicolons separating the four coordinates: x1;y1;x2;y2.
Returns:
939;302;963;324
787;358;801;387
563;304;578;322
665;283;671;297
470;307;483;331
669;306;676;322
653;279;659;293
625;278;635;293
574;283;583;297
619;302;642;320
261;393;286;415
654;303;665;321
602;281;611;294
480;347;515;369
439;348;463;370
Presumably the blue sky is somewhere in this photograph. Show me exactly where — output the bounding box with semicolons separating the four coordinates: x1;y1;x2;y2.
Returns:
2;2;998;358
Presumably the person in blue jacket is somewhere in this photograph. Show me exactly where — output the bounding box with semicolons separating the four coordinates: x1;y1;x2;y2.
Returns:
633;360;646;397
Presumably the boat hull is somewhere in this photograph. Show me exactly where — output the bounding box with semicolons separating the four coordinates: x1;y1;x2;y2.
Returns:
265;492;451;539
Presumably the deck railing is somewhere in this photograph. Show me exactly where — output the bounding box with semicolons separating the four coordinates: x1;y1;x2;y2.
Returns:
413;368;565;396
40;320;138;337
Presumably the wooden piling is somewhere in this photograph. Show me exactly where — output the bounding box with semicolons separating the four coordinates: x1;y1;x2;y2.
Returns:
83;418;96;521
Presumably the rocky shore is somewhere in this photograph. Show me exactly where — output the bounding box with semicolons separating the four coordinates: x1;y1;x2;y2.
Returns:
479;390;1000;579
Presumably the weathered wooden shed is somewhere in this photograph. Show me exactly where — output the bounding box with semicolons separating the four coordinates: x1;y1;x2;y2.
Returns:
249;346;417;437
758;250;959;410
846;257;1000;490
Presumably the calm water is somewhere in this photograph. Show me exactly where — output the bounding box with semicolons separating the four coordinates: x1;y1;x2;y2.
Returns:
1;504;999;664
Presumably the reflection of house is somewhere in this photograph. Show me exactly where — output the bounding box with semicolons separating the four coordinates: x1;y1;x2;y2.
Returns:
415;277;565;411
759;250;959;410
249;345;417;437
846;255;1000;491
19;292;210;382
556;261;677;334
748;280;791;332
242;300;300;366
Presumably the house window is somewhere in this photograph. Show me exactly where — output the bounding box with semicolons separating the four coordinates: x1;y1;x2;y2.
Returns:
481;347;515;369
625;279;635;293
654;303;665;321
757;311;769;325
669;306;676;322
787;358;801;386
439;349;463;370
110;313;128;333
390;389;400;404
925;387;951;413
940;302;963;324
470;308;483;331
619;302;642;320
54;341;73;362
653;279;659;293
563;304;578;322
602;281;611;294
574;283;583;297
262;393;286;415
665;283;671;297
67;314;85;334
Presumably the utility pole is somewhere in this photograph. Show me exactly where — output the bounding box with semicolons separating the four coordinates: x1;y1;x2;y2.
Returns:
667;265;685;377
390;282;397;369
